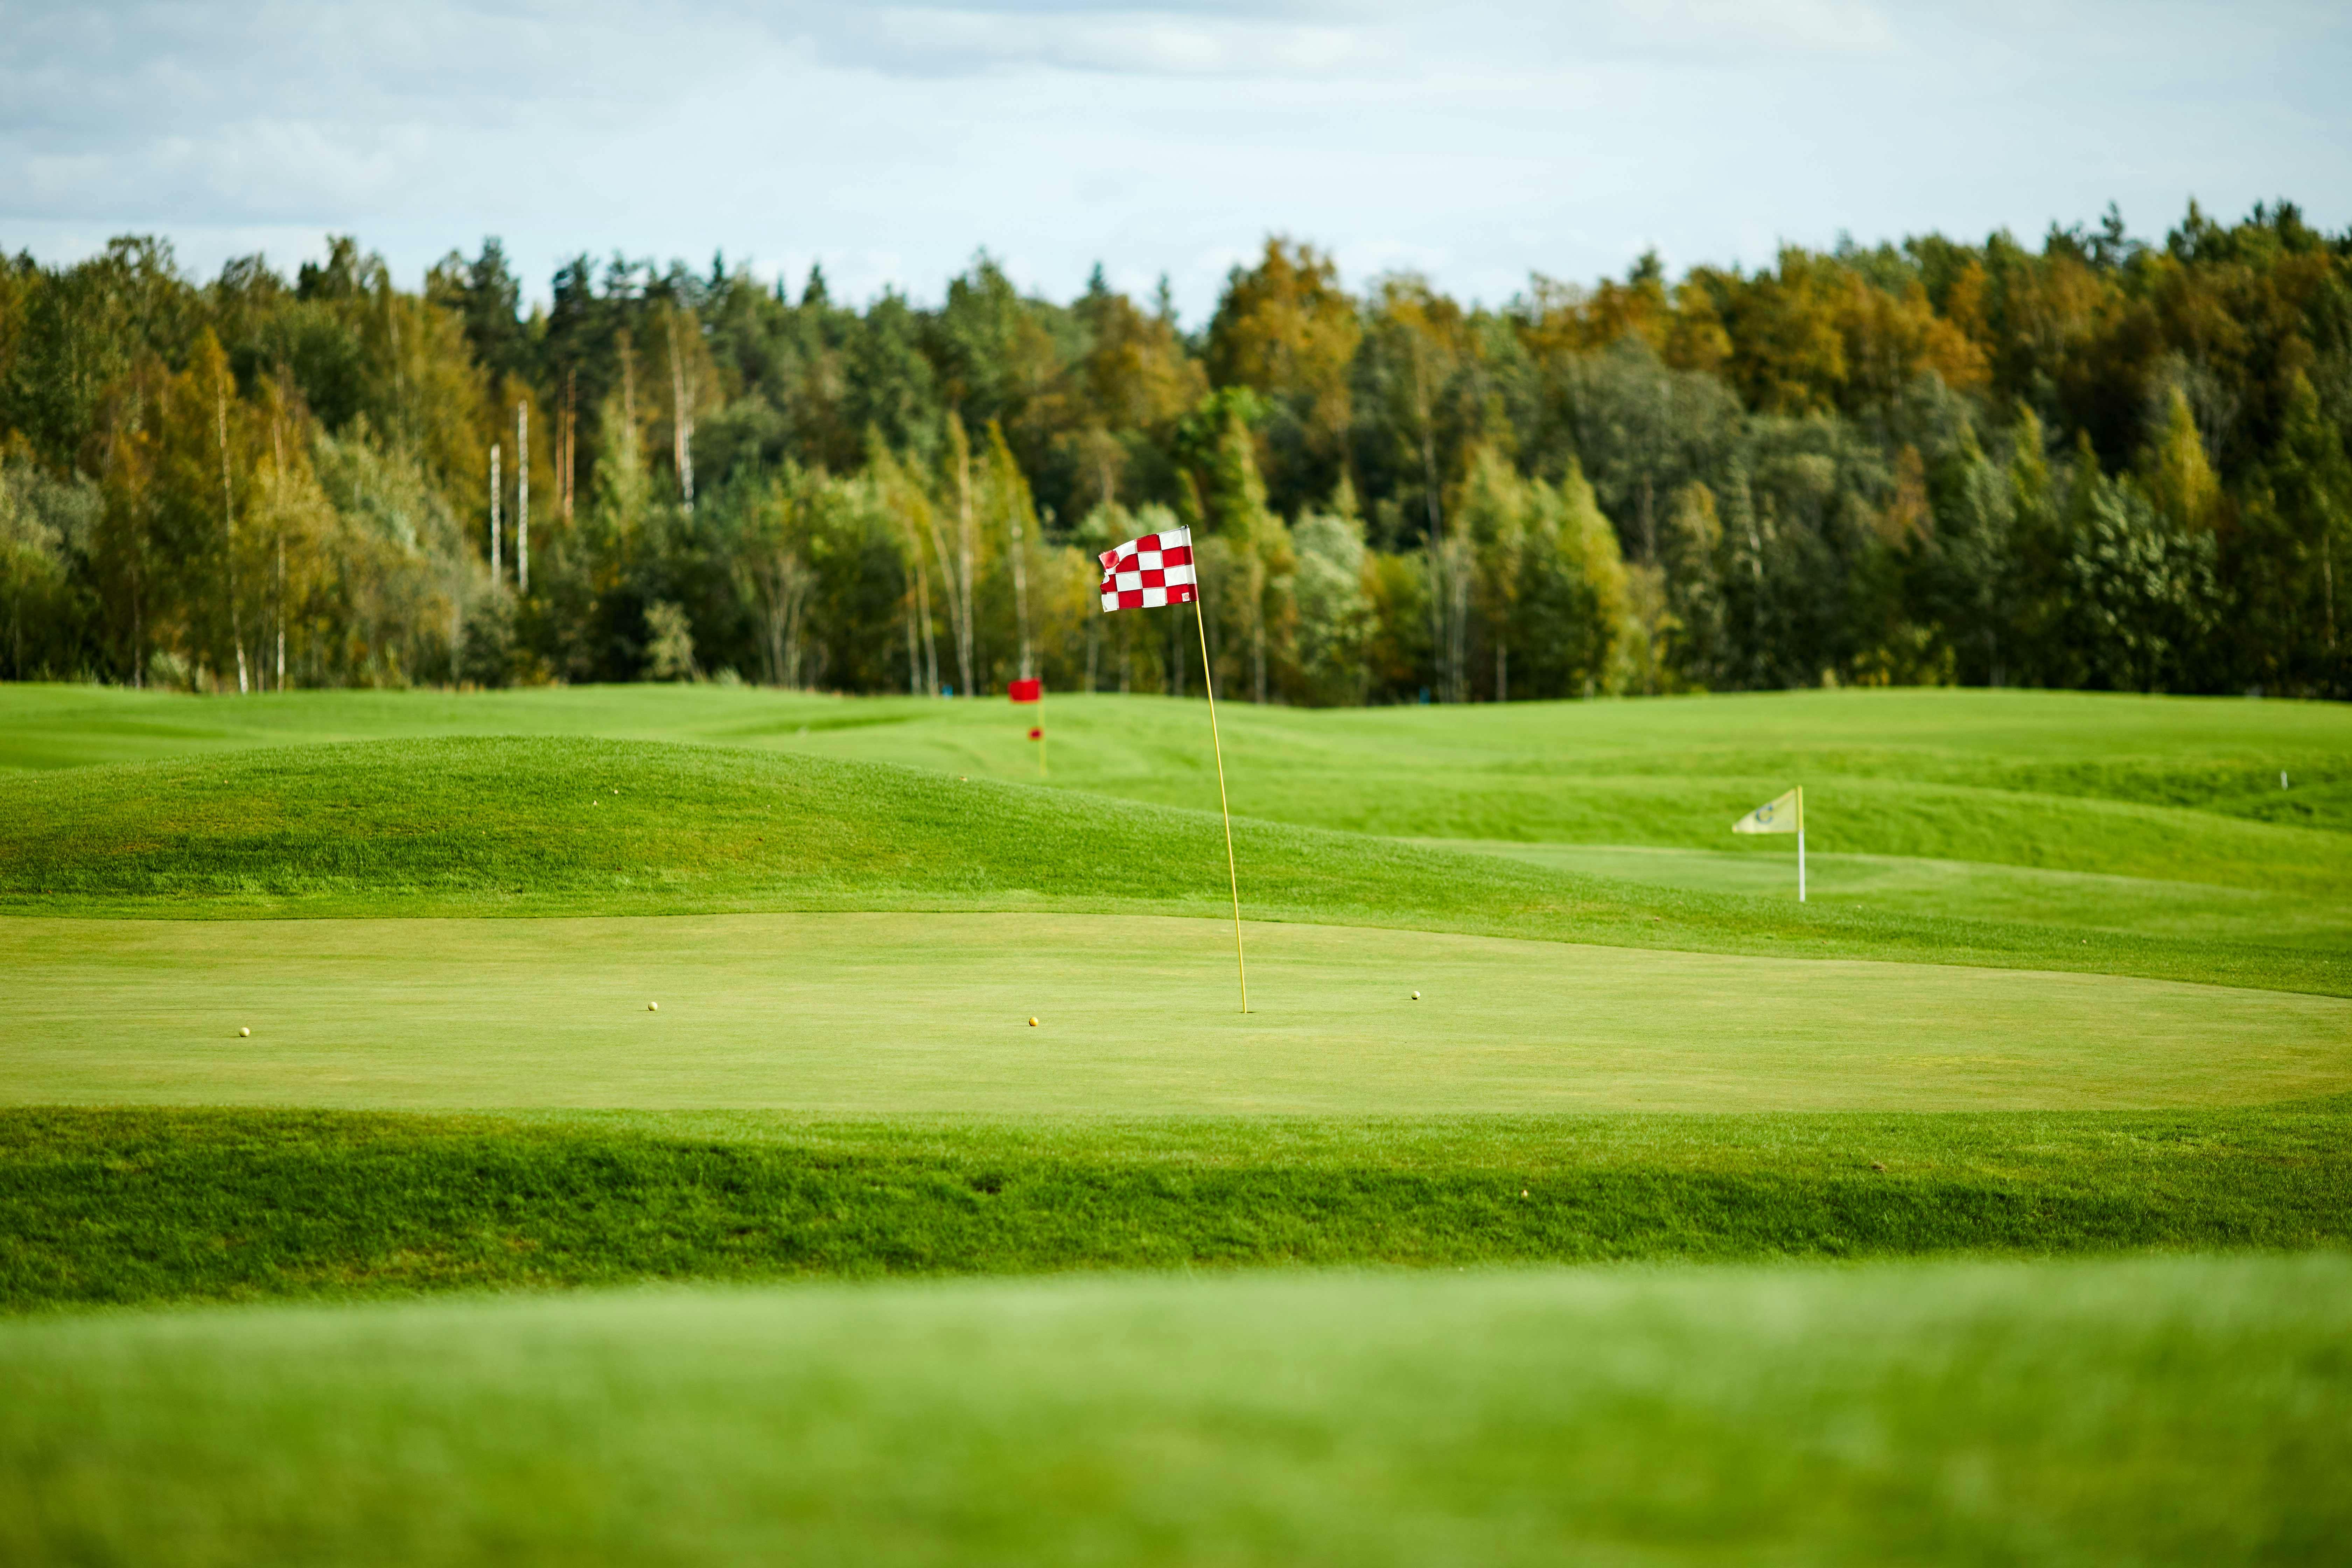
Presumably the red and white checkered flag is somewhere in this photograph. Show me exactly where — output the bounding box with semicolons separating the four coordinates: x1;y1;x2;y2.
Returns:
1099;527;1197;612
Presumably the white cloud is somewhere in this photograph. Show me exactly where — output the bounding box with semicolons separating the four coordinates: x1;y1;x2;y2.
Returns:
0;0;2343;322
1605;0;1896;54
821;7;1385;77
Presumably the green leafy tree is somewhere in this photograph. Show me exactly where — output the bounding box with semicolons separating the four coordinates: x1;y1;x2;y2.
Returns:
1205;238;1360;517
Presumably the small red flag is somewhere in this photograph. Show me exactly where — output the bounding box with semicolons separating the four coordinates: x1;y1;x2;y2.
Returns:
1008;678;1042;703
1028;727;1043;741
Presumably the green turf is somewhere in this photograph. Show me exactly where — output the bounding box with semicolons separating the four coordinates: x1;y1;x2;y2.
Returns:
2;736;2343;997
4;683;2344;960
6;1106;2348;1312
4;685;2344;1552
5;1254;2346;1564
6;684;2346;826
5;681;2346;832
8;912;2347;1111
1431;839;2352;950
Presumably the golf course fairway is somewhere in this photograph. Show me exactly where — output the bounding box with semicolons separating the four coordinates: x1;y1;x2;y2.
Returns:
6;912;2347;1112
4;684;2347;1562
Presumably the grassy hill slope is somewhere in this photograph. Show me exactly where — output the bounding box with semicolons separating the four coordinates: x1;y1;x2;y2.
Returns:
1;736;2341;994
6;681;2347;838
7;1105;2347;1313
4;684;2344;940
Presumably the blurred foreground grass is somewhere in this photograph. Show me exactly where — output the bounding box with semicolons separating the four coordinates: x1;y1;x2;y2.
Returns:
4;1253;2345;1564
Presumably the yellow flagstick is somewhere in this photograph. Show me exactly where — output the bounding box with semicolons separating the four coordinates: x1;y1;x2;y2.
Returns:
1194;592;1248;1013
1037;687;1048;779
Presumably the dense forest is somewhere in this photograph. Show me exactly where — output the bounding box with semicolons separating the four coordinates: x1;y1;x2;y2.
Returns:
2;201;2347;703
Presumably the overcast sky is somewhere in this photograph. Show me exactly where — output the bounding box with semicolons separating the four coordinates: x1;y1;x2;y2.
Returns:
3;0;2346;320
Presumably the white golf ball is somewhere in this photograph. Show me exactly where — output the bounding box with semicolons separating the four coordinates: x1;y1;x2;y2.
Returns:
238;1027;251;1037
648;1001;659;1012
1411;991;1421;1001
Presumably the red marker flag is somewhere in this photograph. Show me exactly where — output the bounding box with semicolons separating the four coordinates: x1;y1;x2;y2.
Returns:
1008;678;1042;702
1028;727;1042;741
1098;527;1196;612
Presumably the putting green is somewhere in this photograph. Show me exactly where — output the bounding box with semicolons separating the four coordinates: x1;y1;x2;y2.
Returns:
8;913;2345;1112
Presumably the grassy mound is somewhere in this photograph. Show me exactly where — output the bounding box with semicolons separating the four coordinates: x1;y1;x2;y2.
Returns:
1;736;2342;994
6;1253;2346;1564
0;734;1570;924
8;681;2347;845
6;1106;2347;1313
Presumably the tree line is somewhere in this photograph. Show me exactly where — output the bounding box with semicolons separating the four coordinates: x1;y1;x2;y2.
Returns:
1;200;2346;702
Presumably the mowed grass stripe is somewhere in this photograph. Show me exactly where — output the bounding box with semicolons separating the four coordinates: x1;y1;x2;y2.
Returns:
8;913;2348;1112
6;1105;2348;1312
1;738;2342;996
4;1255;2346;1564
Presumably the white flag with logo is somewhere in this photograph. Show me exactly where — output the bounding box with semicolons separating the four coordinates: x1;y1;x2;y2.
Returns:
1732;789;1800;835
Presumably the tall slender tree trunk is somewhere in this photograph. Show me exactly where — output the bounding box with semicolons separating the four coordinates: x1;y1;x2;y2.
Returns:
1010;509;1033;681
561;371;577;522
386;296;405;445
1250;556;1267;704
127;442;143;685
271;402;287;691
958;465;976;692
918;506;964;695
1411;348;1464;703
218;388;248;694
947;421;977;695
516;401;530;593
620;334;637;433
909;551;939;696
1452;555;1470;702
2324;534;2337;651
904;595;920;695
922;569;939;696
489;443;502;583
666;314;695;510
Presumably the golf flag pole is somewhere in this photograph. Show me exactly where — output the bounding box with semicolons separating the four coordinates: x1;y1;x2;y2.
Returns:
1097;523;1245;1013
1732;786;1805;902
1008;678;1046;778
1195;589;1248;1013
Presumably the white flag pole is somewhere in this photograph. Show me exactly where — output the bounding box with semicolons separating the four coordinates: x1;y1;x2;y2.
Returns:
1797;785;1806;903
1193;589;1248;1014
